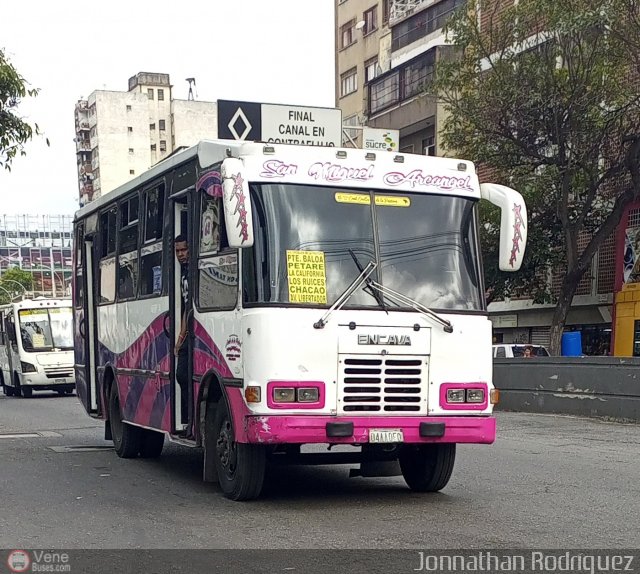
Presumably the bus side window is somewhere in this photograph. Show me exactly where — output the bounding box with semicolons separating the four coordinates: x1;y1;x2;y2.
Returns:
197;194;237;309
140;183;165;297
99;208;117;304
117;194;139;300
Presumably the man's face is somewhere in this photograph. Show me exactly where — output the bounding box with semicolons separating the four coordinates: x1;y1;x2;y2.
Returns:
175;241;189;265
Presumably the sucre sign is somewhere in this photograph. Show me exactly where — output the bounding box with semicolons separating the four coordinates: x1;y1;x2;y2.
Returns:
218;100;342;147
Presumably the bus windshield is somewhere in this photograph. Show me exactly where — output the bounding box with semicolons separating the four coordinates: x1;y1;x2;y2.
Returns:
18;308;74;351
246;184;484;311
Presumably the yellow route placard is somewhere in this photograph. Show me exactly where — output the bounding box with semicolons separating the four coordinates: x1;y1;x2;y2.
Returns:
286;250;328;304
334;192;410;207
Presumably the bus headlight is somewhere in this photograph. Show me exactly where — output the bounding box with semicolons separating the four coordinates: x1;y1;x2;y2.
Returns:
273;388;296;403
296;387;319;403
446;389;466;403
21;361;37;373
466;389;485;403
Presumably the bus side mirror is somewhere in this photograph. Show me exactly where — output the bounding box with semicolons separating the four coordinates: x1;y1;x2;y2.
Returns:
480;183;528;271
221;158;255;249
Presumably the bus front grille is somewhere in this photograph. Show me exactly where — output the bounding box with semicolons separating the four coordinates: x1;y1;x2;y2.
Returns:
338;355;427;414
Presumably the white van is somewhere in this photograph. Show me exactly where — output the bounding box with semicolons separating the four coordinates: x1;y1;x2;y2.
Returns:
492;344;550;358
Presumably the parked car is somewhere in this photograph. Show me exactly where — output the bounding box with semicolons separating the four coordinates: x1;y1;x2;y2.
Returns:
492;344;550;358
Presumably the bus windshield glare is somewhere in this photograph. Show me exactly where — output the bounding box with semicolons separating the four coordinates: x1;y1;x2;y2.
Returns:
18;308;74;351
246;184;484;311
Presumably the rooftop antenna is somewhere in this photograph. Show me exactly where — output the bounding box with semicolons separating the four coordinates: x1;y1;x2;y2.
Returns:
186;77;197;101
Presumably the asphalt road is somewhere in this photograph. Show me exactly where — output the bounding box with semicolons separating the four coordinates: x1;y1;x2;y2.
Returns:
1;389;639;571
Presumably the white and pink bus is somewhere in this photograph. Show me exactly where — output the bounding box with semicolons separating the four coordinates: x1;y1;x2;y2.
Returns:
73;140;527;500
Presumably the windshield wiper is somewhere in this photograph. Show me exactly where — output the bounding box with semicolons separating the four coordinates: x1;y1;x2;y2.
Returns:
348;249;388;313
313;260;378;329
366;280;454;333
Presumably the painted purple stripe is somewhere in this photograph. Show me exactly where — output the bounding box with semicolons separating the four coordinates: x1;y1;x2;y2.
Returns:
149;383;171;428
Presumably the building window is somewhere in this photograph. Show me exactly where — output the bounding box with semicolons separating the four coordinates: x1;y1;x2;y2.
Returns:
126;105;132;112
150;123;156;130
160;140;167;152
128;148;134;154
369;50;435;114
130;170;135;175
147;88;154;100
128;126;133;133
391;0;465;52
159;119;166;131
341;20;356;49
340;68;358;97
364;6;378;34
151;144;157;151
365;57;379;83
158;89;165;101
382;0;390;24
423;128;436;156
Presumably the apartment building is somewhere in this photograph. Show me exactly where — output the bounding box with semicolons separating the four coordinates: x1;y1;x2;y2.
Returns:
334;0;615;354
74;73;217;207
0;214;73;298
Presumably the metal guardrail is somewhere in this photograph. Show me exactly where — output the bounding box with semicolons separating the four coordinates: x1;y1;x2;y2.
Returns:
493;357;640;423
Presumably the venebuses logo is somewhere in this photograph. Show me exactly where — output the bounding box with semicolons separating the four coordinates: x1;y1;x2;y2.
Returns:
7;550;30;573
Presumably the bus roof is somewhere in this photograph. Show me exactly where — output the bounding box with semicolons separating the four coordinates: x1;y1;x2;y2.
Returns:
74;139;480;221
0;298;72;312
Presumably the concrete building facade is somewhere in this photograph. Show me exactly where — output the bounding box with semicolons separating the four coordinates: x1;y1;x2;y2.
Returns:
74;72;218;206
334;0;615;354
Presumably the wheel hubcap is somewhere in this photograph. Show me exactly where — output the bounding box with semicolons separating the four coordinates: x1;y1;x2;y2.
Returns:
216;419;237;477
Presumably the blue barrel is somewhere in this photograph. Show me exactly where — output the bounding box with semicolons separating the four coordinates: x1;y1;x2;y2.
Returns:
561;331;582;356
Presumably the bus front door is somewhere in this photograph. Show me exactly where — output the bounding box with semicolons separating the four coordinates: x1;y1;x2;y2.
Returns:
76;238;99;414
170;196;194;435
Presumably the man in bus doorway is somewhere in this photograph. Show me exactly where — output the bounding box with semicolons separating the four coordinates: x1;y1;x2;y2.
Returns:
174;234;190;425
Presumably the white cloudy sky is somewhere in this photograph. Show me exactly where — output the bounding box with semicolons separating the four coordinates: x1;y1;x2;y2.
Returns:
0;0;336;216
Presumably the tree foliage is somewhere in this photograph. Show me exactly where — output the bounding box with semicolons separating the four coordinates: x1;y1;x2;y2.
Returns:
0;48;44;171
433;0;640;353
0;267;33;304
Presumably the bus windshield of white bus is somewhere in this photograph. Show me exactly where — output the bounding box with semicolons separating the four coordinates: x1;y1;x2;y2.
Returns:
244;184;484;311
18;308;74;351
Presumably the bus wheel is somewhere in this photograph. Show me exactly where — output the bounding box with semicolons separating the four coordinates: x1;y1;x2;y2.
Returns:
213;400;265;501
21;386;33;398
399;443;456;492
138;429;165;458
108;383;141;458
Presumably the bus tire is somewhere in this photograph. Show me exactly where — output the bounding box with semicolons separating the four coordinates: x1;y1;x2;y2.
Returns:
212;399;265;501
399;443;456;492
108;383;141;458
138;429;165;458
21;385;33;398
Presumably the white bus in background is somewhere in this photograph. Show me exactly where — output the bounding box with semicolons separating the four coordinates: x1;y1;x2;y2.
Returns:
0;298;76;398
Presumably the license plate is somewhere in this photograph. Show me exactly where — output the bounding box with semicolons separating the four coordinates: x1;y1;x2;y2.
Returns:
55;379;66;383
369;429;404;443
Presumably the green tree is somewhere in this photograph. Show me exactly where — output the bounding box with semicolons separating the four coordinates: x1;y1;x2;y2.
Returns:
0;267;32;304
434;0;640;354
0;48;45;171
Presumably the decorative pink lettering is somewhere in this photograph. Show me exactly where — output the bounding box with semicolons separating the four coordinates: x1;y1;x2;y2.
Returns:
383;170;473;192
230;173;249;243
509;203;526;267
308;162;374;182
260;159;298;178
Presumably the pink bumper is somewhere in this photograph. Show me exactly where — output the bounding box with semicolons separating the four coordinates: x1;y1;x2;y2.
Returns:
243;415;496;444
